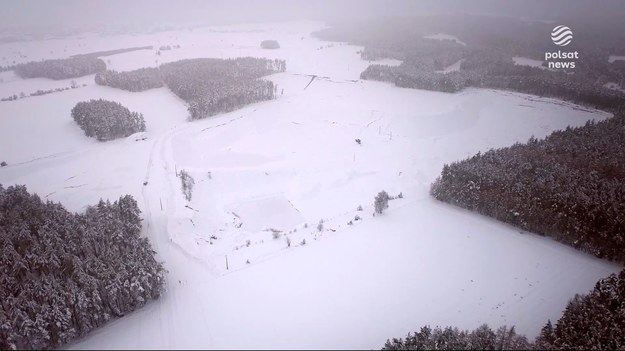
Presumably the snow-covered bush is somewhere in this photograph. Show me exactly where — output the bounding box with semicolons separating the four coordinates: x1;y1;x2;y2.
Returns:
71;99;146;141
317;219;324;232
179;170;194;201
0;185;165;350
260;40;280;49
374;190;390;214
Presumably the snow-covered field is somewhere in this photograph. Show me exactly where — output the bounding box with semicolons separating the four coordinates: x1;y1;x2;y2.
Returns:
424;33;467;46
608;54;625;63
513;56;547;69
0;21;621;349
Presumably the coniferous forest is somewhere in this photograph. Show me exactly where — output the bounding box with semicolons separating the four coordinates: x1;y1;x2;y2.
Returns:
94;57;286;119
382;267;625;350
71;99;146;141
94;67;164;92
430;110;625;262
0;184;165;350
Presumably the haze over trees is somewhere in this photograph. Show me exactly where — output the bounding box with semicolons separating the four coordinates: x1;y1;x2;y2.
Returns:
71;99;146;141
14;57;106;80
0;184;165;350
260;40;280;49
95;67;163;92
315;15;625;111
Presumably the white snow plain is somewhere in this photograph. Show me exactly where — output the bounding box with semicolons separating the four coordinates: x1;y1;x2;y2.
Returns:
0;21;621;350
513;56;547;69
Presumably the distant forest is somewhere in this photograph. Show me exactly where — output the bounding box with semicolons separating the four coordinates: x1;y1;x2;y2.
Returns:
14;57;106;80
314;14;625;111
0;185;165;350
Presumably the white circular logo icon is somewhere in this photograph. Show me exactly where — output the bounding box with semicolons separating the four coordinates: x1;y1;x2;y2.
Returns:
551;25;573;46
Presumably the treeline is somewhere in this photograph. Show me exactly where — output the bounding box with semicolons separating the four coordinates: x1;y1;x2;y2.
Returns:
71;99;146;141
94;57;286;119
261;40;280;49
382;268;625;350
14;57;106;80
360;60;625;111
383;324;531;350
430;110;625;261
0;185;165;350
71;46;152;59
1;81;86;102
95;68;163;92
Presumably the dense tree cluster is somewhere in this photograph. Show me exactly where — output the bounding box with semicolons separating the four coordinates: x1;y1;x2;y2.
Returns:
383;268;625;350
383;324;532;350
71;99;146;141
315;15;625;111
94;57;286;119
430;110;625;261
260;40;280;49
0;184;165;350
95;68;163;92
159;57;286;119
535;269;625;350
14;57;106;80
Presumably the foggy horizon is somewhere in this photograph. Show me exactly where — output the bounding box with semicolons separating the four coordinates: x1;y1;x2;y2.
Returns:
2;0;625;36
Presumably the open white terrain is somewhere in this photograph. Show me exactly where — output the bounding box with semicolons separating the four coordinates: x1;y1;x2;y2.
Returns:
0;21;621;349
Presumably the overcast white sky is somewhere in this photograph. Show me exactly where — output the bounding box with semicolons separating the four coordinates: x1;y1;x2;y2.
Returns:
1;0;624;34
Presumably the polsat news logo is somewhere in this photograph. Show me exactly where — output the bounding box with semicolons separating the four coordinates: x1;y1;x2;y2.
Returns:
545;25;577;69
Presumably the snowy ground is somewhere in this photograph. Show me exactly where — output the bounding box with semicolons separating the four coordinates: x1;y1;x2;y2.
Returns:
608;54;625;63
424;33;467;46
513;56;547;69
436;59;464;73
0;21;621;349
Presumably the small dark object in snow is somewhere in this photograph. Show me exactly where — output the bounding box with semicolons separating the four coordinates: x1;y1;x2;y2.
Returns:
355;138;361;145
143;181;148;186
0;161;6;167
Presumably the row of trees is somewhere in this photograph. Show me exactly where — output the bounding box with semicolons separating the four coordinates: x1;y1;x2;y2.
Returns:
14;57;106;80
260;40;280;49
383;324;531;350
431;110;625;262
382;267;625;350
0;185;165;350
71;99;146;141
